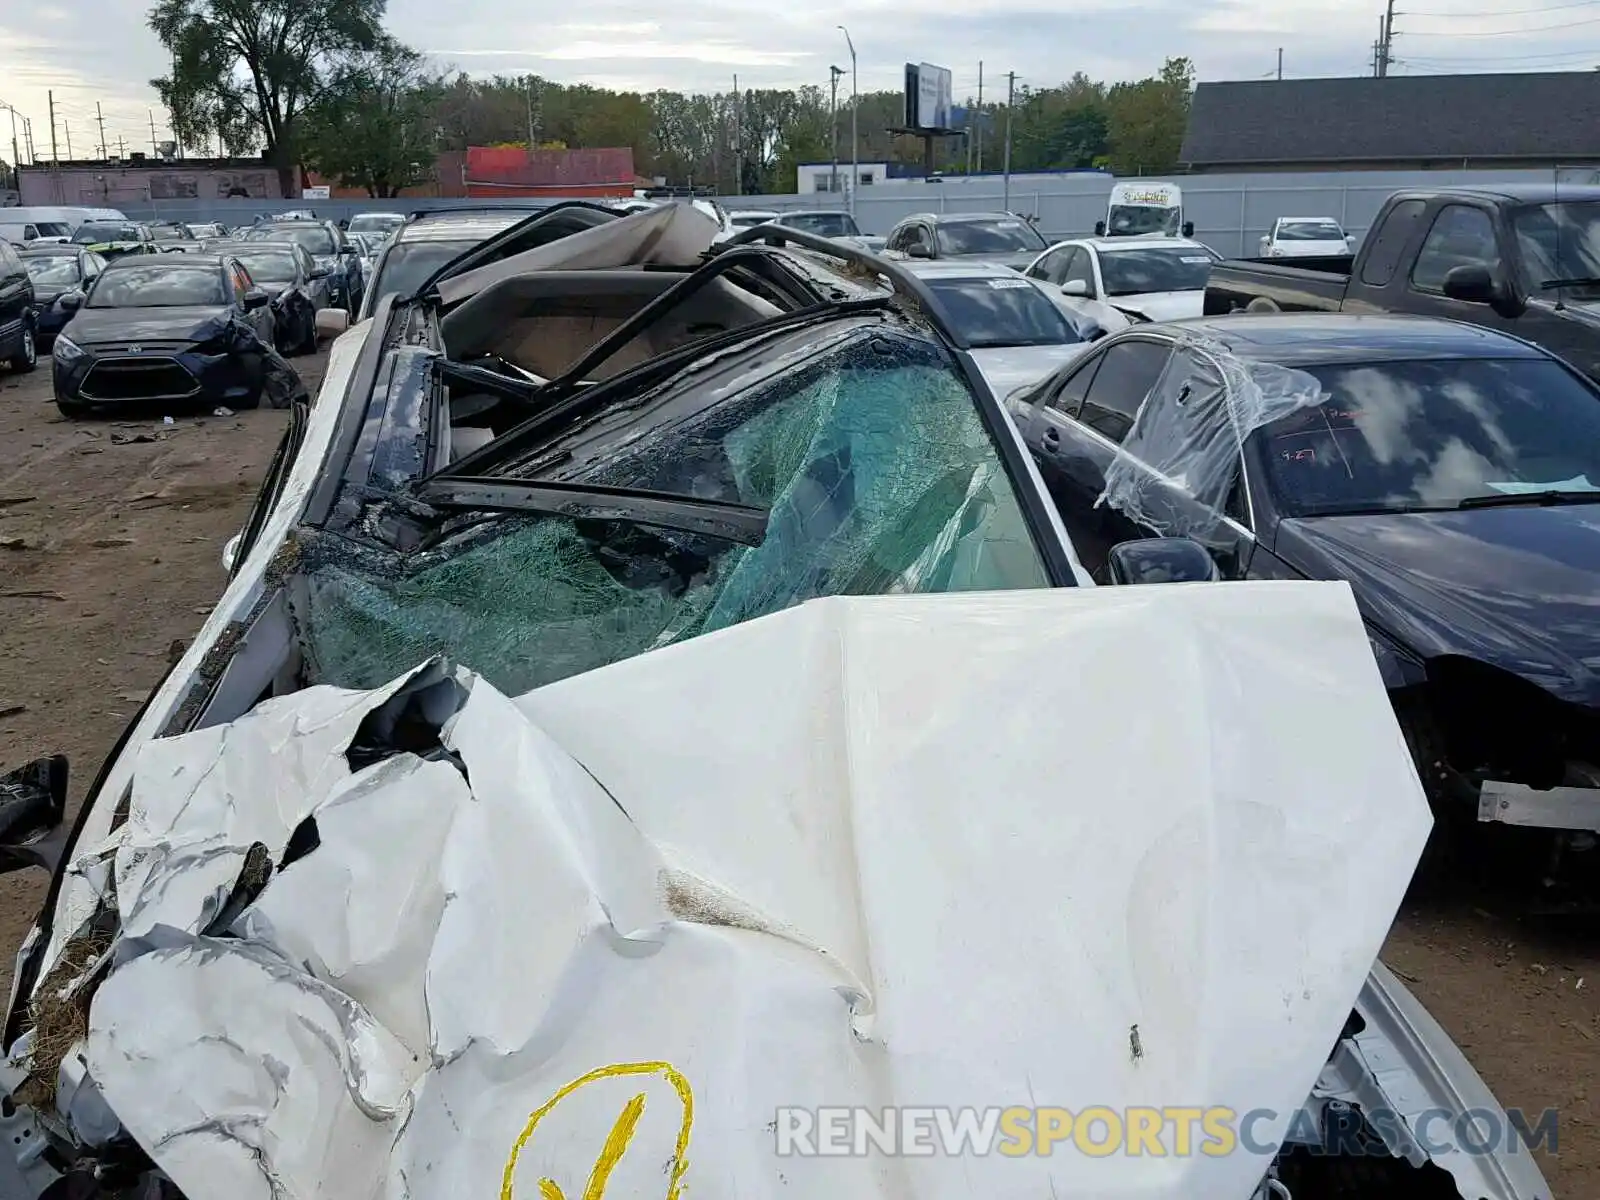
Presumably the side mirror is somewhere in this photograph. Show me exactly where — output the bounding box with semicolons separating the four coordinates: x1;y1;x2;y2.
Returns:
316;308;351;338
1441;264;1497;305
0;755;69;876
222;531;243;574
1061;279;1091;298
58;290;84;311
243;288;270;310
907;243;933;259
309;265;330;280
1094;221;1107;237
1106;537;1220;585
1181;221;1195;238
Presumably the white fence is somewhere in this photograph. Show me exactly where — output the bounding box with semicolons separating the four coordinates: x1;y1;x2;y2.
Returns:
60;164;1600;261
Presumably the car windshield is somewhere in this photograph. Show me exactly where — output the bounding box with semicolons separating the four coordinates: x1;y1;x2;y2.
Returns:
1261;358;1600;516
1511;201;1600;298
23;255;81;286
1098;247;1214;295
937;218;1048;255
730;213;775;228
87;263;225;308
256;225;336;255
233;250;298;283
923;276;1079;348
371;240;477;304
348;214;404;234
1278;221;1345;241
1107;204;1180;236
299;326;1052;696
781;212;859;237
73;224;138;244
189;224;225;237
149;225;190;241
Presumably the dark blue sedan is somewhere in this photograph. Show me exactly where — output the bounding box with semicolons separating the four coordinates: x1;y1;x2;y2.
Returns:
20;246;108;346
1008;311;1600;878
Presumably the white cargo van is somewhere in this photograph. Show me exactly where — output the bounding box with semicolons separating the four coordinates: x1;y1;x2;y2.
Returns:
1096;182;1192;239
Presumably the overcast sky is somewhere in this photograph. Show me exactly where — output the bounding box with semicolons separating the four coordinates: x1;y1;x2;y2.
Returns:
2;0;1596;161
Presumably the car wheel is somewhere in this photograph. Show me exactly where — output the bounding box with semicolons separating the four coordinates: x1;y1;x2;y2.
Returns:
1244;297;1282;314
10;325;37;373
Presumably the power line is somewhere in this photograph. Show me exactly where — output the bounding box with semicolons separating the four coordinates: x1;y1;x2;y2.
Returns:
1400;13;1600;33
1399;45;1600;60
1401;0;1600;13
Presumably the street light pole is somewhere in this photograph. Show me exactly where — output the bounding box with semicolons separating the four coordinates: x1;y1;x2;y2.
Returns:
829;66;843;198
838;25;857;218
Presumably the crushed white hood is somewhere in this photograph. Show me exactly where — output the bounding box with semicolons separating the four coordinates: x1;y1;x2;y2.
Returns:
84;583;1431;1200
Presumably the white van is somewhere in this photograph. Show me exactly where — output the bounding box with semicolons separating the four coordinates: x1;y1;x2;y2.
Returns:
1096;182;1192;239
0;207;80;244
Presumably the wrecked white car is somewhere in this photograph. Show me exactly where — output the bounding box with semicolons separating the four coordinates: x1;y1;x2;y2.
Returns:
0;206;1553;1200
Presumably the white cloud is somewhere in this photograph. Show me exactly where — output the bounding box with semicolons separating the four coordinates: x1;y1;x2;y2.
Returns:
0;0;1594;166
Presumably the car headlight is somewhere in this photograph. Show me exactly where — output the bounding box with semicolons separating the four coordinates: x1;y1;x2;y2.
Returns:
52;335;85;364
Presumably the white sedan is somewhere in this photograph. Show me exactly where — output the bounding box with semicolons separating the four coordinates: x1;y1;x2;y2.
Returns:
1259;216;1354;257
1021;236;1218;325
902;259;1126;397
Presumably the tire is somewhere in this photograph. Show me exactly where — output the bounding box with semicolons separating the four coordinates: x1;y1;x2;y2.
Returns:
9;325;37;373
1244;297;1282;314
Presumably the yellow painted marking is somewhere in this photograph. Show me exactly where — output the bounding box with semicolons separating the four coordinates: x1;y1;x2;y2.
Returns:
500;1061;694;1200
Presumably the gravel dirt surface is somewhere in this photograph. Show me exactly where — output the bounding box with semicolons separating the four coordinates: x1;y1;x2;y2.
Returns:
0;344;1595;1194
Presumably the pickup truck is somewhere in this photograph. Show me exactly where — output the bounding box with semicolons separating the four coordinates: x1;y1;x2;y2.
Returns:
1203;183;1600;380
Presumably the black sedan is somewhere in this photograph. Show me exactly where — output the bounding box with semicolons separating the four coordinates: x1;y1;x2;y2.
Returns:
243;218;363;313
1009;312;1600;869
19;246;108;345
204;239;333;355
51;253;304;417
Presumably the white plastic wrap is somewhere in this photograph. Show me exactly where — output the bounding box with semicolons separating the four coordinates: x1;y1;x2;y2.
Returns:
1098;334;1327;538
85;586;1431;1200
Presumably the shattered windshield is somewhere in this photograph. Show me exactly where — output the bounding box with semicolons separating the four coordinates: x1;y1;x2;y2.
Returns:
300;327;1051;695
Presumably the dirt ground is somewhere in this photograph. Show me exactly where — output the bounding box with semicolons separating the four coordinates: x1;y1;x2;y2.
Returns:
0;348;1596;1194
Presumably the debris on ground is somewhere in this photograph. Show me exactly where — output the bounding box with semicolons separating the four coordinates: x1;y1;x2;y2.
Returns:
212;407;235;417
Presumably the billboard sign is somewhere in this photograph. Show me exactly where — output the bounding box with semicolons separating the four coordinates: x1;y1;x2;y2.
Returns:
904;62;954;131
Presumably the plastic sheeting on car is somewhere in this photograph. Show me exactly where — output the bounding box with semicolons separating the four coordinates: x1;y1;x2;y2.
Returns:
1097;334;1326;539
296;335;1051;695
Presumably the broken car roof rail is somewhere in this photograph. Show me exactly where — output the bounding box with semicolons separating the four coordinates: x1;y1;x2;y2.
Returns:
725;223;973;352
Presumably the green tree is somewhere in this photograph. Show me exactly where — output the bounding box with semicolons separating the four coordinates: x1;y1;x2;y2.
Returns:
300;37;442;196
1105;56;1194;176
148;0;384;194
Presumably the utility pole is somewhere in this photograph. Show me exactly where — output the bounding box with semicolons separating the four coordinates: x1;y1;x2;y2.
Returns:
24;118;34;164
838;26;857;218
975;61;984;173
95;101;107;158
48;90;57;163
1;102;18;177
1378;0;1396;76
149;109;159;154
1276;48;1283;80
829;66;843;196
731;73;741;196
64;119;73;160
1002;71;1015;214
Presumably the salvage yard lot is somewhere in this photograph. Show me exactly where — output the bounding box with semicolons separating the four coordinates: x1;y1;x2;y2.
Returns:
0;348;1596;1193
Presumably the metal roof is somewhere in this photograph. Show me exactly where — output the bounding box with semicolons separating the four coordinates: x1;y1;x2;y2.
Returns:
1181;72;1600;166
